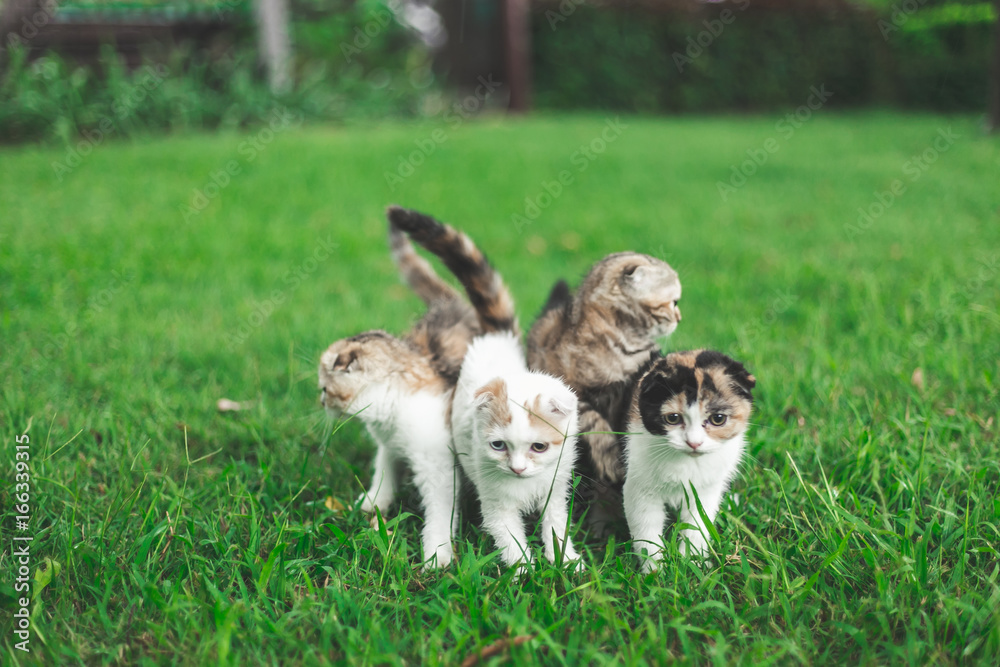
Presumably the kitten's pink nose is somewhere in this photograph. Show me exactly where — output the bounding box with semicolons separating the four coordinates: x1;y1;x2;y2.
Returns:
510;466;526;475
686;440;702;451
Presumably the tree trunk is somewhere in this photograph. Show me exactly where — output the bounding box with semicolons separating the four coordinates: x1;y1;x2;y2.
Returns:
989;0;1000;132
254;0;292;94
503;0;531;112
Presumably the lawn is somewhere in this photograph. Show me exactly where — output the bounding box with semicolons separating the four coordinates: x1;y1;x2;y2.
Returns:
1;112;999;665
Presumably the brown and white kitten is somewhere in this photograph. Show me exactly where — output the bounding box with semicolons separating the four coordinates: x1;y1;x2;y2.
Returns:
318;208;515;567
527;252;682;485
622;350;755;571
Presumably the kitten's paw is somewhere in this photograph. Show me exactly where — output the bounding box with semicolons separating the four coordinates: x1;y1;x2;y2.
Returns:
357;492;375;514
421;547;454;570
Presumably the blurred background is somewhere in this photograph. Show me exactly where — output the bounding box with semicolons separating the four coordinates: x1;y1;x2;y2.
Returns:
1;0;997;143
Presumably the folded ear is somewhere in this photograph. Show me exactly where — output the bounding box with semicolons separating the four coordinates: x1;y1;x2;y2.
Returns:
545;384;578;419
333;350;358;373
474;378;512;426
474;378;508;409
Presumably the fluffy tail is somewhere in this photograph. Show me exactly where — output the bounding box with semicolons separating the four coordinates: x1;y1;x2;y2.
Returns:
387;206;518;335
387;219;460;305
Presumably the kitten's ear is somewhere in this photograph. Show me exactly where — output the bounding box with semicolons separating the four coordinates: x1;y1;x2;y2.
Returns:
474;378;508;408
545;385;578;419
333;351;358;373
728;360;756;398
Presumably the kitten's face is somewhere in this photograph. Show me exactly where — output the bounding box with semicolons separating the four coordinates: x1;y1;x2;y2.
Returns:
636;350;755;457
589;253;682;338
473;378;577;478
318;331;410;414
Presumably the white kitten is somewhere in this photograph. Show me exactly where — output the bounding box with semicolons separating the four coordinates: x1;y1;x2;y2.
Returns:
451;332;582;568
319;332;458;568
622;350;755;572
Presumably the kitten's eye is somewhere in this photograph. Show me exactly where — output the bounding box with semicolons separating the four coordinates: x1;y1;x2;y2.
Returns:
489;440;507;451
623;265;639;277
673;300;680;307
530;442;549;453
319;387;325;394
709;413;728;426
664;413;682;426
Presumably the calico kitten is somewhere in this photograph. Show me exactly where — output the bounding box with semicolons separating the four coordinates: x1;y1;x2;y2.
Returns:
391;208;582;569
318;208;515;567
621;350;755;571
527;252;682;485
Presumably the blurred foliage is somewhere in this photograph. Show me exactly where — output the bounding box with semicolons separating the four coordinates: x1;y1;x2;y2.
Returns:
532;0;996;113
0;0;435;143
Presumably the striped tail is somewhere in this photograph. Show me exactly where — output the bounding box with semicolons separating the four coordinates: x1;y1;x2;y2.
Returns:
386;206;518;335
387;219;460;306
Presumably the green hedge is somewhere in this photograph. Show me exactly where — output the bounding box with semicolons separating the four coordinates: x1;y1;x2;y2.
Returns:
531;1;995;112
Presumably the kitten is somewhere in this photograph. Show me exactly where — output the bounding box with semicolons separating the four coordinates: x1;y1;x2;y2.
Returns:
527;253;682;484
318;208;515;567
391;208;582;569
319;332;458;567
621;350;755;571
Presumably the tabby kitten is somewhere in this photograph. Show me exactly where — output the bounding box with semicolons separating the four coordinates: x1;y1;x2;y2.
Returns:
527;252;682;485
622;350;755;571
318;207;515;567
391;208;582;569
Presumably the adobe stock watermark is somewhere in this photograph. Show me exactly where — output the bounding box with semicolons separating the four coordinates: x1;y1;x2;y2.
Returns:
1;0;58;51
511;117;627;233
383;74;502;191
180;106;302;223
544;0;588;30
50;64;169;182
883;252;999;372
39;267;136;362
716;84;833;201
340;5;394;62
845;126;958;240
876;0;930;39
225;236;338;348
672;0;751;73
736;289;798;349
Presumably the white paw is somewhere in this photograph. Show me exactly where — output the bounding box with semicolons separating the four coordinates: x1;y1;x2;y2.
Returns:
422;544;454;570
357;492;375;514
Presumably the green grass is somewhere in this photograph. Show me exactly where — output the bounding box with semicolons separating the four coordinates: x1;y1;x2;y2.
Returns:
1;112;999;665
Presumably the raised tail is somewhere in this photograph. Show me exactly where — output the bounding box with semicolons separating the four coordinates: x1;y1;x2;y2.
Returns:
387;205;518;335
387;218;460;306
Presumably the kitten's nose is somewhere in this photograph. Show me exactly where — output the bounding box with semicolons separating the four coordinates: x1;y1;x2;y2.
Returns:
685;440;702;451
675;306;682;322
510;466;526;475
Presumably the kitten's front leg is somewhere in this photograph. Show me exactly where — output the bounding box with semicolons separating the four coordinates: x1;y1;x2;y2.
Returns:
540;494;581;568
481;504;531;567
358;443;396;515
677;484;723;559
623;477;668;573
411;453;459;569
